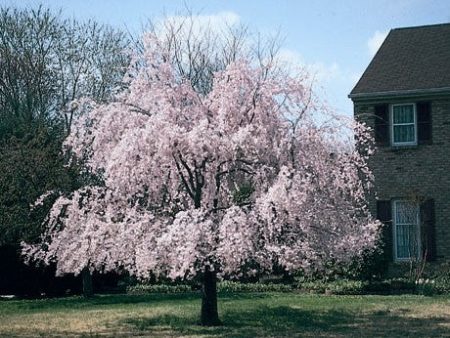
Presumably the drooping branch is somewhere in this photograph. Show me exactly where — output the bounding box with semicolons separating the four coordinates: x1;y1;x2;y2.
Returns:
173;155;195;199
126;103;151;116
177;152;196;191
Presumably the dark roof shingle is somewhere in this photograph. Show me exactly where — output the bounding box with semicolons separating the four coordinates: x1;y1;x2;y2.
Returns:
350;23;450;98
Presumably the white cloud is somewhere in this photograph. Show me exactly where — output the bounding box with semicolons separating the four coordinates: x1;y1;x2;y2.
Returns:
277;48;341;83
276;48;366;116
367;30;388;56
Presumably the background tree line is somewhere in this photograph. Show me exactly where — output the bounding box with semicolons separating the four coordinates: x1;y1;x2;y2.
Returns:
0;6;130;295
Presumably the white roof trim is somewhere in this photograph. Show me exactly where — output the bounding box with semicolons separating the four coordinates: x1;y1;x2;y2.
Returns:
349;86;450;99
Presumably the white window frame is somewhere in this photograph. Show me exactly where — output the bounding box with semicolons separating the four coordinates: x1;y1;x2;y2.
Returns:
392;200;421;262
390;103;417;146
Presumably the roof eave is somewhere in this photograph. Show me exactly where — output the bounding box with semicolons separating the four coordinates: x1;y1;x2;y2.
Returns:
349;86;450;101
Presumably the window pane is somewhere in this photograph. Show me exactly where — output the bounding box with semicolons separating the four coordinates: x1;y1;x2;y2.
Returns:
393;125;415;143
395;201;417;223
393;105;414;123
394;124;416;143
396;224;418;259
395;201;419;259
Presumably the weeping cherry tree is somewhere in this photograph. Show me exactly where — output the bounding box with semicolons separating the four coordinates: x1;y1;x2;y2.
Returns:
23;31;380;325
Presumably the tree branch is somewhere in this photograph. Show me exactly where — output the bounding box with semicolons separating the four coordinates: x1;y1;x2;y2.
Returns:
173;155;194;199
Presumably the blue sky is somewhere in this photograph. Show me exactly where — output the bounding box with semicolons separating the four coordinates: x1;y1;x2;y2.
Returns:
3;0;450;117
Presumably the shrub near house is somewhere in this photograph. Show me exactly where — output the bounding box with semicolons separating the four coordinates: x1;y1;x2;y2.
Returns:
350;23;450;266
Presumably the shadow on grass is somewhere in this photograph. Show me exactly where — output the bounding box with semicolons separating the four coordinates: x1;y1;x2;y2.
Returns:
122;304;450;338
1;292;272;313
0;293;196;313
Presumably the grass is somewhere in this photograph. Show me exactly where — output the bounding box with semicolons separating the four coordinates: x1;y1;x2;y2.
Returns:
1;292;450;337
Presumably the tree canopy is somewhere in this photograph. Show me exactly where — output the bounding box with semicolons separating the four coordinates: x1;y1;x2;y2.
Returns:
23;29;380;324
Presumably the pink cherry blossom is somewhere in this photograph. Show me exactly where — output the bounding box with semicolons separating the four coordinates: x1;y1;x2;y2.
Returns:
23;32;380;325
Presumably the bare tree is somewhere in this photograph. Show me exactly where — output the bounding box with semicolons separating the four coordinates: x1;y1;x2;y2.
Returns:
55;19;130;133
0;6;130;138
130;9;285;96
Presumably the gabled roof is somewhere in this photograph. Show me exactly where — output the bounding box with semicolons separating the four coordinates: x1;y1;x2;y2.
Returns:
349;23;450;99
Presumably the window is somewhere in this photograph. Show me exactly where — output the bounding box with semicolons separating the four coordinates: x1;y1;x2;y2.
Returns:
391;103;417;146
374;102;431;147
393;200;420;261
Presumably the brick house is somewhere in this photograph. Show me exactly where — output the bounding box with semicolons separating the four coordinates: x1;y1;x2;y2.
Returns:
349;23;450;264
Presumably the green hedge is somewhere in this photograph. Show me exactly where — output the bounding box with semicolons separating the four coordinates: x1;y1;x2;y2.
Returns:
298;280;366;295
126;284;193;295
126;277;450;296
126;281;293;295
218;281;292;293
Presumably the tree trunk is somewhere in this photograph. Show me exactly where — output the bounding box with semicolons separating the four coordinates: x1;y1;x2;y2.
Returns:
81;267;94;297
200;269;221;326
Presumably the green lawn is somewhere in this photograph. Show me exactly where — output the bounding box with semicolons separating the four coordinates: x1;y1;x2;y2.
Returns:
1;292;449;337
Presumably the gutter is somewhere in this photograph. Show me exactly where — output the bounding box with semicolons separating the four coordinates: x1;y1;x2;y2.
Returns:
348;86;450;100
